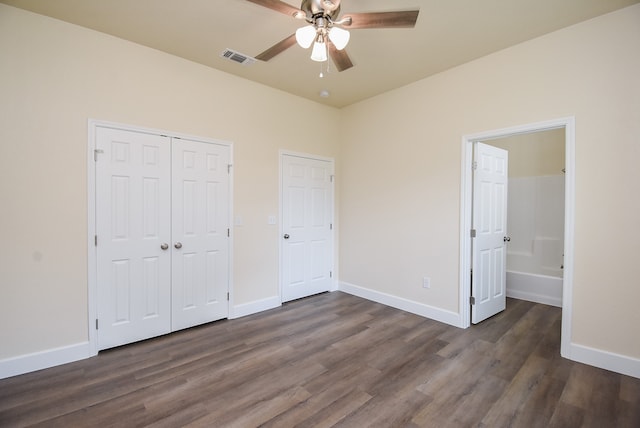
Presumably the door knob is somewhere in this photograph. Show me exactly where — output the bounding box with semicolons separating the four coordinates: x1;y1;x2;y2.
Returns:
503;236;511;242
283;234;290;239
174;242;183;249
160;243;169;250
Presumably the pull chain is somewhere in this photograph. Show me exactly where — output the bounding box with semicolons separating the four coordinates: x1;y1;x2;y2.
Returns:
319;57;331;78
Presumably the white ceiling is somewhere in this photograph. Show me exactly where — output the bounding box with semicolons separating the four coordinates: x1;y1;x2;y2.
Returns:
2;0;638;107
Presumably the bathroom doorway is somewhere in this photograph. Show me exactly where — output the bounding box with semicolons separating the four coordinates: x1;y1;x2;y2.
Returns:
485;128;565;308
459;117;575;358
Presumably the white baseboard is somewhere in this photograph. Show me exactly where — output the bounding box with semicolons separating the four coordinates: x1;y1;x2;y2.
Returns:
2;296;283;379
338;281;461;327
230;295;281;319
0;341;92;380
506;289;562;307
564;342;640;379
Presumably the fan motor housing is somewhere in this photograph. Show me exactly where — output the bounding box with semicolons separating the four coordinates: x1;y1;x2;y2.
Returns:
302;0;341;19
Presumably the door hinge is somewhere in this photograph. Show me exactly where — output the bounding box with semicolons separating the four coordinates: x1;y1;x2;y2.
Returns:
227;228;230;237
227;292;230;301
94;149;104;161
95;235;98;246
330;175;334;183
95;319;99;329
228;164;232;174
472;161;478;170
470;296;476;305
470;229;476;238
330;223;333;230
330;271;332;278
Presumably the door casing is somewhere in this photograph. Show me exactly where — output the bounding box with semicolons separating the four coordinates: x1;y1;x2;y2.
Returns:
459;117;575;359
87;119;234;356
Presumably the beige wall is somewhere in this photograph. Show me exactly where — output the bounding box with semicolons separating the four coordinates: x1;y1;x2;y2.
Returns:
339;4;640;358
488;128;565;177
0;4;340;359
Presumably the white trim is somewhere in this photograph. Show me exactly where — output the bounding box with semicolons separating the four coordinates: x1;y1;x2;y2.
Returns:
560;119;576;359
88;119;235;146
279;150;336;303
87;119;234;356
278;152;284;303
227;140;235;326
0;342;92;380
87;120;98;357
459;116;576;351
230;296;281;319
567;343;640;379
339;281;461;327
279;149;334;163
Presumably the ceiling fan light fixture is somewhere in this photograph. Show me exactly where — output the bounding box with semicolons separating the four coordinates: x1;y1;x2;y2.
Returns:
295;25;316;49
310;40;328;62
328;27;350;50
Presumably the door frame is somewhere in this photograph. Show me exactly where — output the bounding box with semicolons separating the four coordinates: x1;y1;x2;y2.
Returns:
459;117;575;358
279;150;337;303
87;119;234;356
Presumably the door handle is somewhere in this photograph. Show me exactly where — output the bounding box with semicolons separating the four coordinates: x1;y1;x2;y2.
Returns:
174;242;183;249
503;236;511;242
160;243;169;250
283;234;290;239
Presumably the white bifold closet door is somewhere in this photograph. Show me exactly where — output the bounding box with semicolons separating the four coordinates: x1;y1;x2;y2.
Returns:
171;138;230;331
95;127;229;350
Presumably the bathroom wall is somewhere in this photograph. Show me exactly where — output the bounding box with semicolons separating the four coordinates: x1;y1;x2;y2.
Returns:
489;129;565;277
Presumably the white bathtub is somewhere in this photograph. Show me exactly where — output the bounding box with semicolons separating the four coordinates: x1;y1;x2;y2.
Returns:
505;270;563;307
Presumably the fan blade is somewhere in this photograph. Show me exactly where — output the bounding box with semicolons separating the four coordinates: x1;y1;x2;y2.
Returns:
246;0;306;19
343;10;419;29
328;42;353;72
255;33;297;61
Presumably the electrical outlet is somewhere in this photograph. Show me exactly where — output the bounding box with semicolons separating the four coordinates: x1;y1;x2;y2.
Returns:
423;277;431;289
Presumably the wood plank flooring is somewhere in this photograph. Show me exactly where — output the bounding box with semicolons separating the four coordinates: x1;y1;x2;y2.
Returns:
1;292;639;427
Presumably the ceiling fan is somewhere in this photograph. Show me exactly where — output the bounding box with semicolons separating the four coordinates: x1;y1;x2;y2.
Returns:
247;0;419;72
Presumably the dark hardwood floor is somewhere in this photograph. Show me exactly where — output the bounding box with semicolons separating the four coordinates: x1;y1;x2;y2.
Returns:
1;292;638;427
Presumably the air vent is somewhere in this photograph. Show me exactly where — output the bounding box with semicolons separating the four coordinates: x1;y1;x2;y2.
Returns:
220;49;256;66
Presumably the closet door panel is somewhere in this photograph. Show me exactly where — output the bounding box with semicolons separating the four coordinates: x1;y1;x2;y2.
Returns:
96;128;171;350
171;138;230;330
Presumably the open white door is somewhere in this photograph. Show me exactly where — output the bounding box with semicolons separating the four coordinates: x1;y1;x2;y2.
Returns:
281;154;333;302
95;128;172;349
171;138;230;331
472;142;508;324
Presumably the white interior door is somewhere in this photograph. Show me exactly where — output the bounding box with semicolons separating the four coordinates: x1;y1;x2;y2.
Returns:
171;138;230;330
472;142;508;324
96;127;172;350
281;154;333;302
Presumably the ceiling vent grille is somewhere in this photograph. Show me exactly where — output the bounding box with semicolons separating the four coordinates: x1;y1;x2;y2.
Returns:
220;49;256;66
